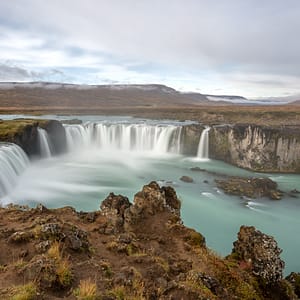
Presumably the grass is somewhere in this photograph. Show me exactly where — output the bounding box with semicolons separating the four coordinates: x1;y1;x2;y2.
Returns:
73;279;98;300
56;259;73;287
47;241;61;260
11;282;37;300
46;241;73;288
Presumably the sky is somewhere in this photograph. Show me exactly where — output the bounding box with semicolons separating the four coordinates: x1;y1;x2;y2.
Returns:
0;0;300;99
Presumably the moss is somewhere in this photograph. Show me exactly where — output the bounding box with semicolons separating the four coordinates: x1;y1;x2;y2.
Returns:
185;230;206;247
0;119;49;141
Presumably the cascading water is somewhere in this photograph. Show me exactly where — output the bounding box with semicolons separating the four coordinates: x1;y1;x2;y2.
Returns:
64;123;183;154
37;128;53;158
197;127;210;159
0;143;29;197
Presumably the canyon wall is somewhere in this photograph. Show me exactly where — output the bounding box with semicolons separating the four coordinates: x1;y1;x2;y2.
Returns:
0;120;66;157
209;124;300;173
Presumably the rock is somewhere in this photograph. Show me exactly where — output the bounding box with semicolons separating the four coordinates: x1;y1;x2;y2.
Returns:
124;182;181;230
209;124;300;173
40;223;64;240
161;185;181;215
36;203;49;213
66;227;89;251
190;167;206;172
100;193;131;234
8;231;33;243
35;240;51;253
78;211;96;222
187;271;223;295
21;255;57;289
216;176;282;200
101;193;131;217
203;180;209;184
286;272;300;297
180;176;194;183
232;225;284;283
133;181;165;215
290;189;300;194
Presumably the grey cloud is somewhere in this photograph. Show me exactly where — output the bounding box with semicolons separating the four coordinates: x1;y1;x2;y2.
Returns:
1;0;300;73
0;64;39;81
1;0;300;97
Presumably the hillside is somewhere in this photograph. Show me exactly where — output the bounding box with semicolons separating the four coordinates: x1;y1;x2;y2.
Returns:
0;82;216;109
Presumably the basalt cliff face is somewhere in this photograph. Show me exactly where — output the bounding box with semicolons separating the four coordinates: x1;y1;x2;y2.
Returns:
209;124;300;173
0;182;298;299
0;119;66;156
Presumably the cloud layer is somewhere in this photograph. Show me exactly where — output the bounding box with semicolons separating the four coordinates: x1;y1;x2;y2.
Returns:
1;0;300;98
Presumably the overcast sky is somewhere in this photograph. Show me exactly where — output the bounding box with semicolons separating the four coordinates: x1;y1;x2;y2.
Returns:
0;0;300;98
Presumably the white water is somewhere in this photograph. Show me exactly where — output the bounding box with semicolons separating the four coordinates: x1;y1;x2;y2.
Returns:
37;128;53;158
64;123;182;154
197;127;210;159
0;143;29;197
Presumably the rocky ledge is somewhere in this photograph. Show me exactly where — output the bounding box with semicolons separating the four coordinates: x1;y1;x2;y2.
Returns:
0;182;299;299
216;177;283;200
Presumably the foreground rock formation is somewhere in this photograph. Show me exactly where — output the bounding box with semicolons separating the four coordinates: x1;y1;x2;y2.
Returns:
0;182;298;299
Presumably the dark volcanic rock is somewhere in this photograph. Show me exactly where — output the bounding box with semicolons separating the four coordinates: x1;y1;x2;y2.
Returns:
232;225;284;283
40;120;67;155
180;176;194;183
216;176;282;200
124;181;181;230
100;193;131;234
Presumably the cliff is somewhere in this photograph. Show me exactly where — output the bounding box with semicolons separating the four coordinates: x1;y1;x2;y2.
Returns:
0;119;66;156
0;182;298;299
209;124;300;173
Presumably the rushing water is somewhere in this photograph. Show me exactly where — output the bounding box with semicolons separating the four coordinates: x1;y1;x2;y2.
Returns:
37;128;53;158
197;126;210;159
0;115;299;275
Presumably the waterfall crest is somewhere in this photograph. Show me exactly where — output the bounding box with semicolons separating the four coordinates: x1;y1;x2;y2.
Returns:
37;128;53;158
0;143;29;197
197;127;210;159
64;123;182;154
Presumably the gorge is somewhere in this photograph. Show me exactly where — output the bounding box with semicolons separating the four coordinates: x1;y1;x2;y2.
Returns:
0;115;299;278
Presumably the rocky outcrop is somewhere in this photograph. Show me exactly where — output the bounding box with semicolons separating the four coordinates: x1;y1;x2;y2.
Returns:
209;124;300;173
232;226;285;283
0;184;298;299
0;119;67;157
216;176;283;200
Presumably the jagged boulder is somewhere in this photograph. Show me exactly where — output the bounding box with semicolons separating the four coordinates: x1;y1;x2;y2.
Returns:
100;193;131;234
123;182;181;230
232;226;284;283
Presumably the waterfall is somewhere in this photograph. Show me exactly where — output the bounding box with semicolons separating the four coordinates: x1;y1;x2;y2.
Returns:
64;123;183;154
37;128;53;158
0;143;30;197
197;127;210;159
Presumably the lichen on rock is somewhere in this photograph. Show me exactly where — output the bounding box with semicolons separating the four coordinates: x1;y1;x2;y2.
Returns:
232;225;285;284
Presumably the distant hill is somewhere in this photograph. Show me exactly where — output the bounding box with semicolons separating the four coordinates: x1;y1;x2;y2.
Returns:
288;99;300;105
0;82;243;109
